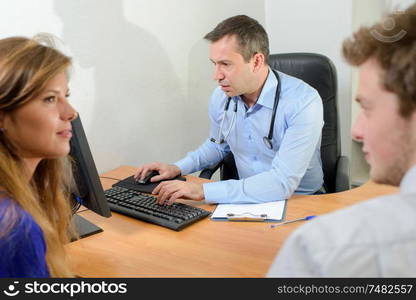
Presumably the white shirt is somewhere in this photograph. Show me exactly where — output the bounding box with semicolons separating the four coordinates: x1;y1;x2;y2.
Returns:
267;166;416;277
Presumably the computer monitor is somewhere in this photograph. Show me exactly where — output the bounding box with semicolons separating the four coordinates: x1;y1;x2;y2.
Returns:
69;115;111;239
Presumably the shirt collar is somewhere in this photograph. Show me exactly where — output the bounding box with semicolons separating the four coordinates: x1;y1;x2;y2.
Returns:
254;67;279;110
400;165;416;194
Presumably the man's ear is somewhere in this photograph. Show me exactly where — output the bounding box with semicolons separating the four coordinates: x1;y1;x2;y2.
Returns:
252;52;265;73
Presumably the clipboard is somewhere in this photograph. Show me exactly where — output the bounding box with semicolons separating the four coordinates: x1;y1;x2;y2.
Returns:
210;200;287;222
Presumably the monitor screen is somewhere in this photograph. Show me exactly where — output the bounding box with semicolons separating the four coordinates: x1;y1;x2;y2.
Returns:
69;115;111;239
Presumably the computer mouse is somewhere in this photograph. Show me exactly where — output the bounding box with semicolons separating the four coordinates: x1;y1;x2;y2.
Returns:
137;170;160;184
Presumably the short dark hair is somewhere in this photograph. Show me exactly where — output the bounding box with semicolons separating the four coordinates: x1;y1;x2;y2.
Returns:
342;4;416;118
204;15;270;65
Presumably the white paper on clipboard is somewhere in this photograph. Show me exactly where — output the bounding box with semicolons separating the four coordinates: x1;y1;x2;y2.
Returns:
211;200;287;222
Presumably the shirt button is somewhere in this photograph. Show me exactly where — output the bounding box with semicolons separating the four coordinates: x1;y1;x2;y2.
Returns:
248;135;252;140
253;156;257;161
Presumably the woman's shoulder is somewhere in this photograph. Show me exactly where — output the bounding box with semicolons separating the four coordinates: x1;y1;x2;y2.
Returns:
0;195;43;239
0;195;49;277
0;196;28;226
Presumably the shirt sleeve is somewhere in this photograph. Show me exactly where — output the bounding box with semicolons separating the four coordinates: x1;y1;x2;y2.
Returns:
203;89;323;204
266;224;320;277
0;200;49;278
174;88;230;175
267;201;385;277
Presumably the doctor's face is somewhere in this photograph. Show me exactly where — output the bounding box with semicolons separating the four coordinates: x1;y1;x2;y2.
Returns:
209;35;256;97
352;59;416;186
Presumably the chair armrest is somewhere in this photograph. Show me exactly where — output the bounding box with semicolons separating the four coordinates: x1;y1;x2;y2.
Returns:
335;155;350;192
199;161;223;179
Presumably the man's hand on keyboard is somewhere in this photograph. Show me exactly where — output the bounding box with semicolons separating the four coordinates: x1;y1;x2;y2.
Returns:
134;162;181;183
152;180;204;205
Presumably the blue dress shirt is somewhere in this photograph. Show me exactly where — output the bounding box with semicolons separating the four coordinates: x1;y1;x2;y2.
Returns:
175;69;323;204
0;198;49;277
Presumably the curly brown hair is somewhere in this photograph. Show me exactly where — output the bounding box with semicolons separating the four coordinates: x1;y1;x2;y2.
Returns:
342;4;416;118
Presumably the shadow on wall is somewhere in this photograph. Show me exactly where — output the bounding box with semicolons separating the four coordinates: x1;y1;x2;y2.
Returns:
183;39;216;153
54;0;184;173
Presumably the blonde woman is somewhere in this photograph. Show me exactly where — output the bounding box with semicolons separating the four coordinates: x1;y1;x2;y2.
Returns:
0;36;78;277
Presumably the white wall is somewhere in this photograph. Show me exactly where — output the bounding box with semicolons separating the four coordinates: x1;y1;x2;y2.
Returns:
0;0;264;173
265;0;353;160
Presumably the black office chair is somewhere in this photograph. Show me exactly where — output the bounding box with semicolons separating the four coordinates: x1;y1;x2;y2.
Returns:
199;53;350;193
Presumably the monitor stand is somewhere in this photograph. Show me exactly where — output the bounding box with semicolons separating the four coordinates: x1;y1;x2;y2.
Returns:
71;214;103;241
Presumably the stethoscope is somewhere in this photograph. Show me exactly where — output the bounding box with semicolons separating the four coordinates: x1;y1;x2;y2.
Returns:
210;69;281;150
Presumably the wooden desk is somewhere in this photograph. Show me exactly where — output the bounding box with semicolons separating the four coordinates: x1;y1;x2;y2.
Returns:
66;165;398;277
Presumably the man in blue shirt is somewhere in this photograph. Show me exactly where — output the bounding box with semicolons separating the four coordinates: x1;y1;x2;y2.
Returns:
135;15;323;205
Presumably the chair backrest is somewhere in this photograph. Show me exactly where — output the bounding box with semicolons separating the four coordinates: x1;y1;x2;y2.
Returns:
269;53;340;192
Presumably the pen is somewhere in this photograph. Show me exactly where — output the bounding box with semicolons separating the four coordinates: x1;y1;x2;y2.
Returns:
270;215;316;228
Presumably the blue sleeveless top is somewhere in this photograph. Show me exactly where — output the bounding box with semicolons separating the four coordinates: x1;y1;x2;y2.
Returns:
0;198;49;277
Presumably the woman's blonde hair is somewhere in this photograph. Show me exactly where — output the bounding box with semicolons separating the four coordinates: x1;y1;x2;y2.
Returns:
0;36;75;277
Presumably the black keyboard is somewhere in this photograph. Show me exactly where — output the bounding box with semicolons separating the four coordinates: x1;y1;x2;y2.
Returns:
104;186;211;231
